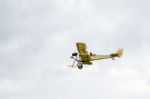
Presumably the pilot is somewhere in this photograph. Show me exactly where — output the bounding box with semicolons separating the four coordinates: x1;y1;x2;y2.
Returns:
90;52;96;56
90;52;93;56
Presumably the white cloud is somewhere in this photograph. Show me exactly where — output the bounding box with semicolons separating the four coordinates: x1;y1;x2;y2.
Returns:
0;0;150;99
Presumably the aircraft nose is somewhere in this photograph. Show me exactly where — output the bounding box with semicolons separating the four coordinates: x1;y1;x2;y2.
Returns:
72;52;78;56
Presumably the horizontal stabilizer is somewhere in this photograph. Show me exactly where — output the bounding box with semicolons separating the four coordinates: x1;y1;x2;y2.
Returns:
110;48;123;58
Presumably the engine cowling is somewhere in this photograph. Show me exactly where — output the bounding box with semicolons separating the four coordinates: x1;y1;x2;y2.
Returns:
72;52;78;56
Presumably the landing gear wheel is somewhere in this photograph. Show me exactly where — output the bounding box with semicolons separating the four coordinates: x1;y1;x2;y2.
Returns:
77;63;83;69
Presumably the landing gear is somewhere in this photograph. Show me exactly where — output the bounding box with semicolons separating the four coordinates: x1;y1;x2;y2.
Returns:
70;52;83;69
77;62;83;69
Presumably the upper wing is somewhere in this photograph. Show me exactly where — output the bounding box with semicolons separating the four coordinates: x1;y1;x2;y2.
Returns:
76;42;91;62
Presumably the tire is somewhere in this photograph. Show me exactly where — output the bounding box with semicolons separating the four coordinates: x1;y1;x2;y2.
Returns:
77;63;83;69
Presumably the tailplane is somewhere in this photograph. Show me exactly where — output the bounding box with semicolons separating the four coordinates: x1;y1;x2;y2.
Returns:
116;48;123;57
110;48;123;58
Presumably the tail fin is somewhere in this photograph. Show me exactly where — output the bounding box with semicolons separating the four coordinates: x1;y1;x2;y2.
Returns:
115;48;123;57
110;48;123;58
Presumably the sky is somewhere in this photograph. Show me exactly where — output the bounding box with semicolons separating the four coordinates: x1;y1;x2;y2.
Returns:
1;0;150;99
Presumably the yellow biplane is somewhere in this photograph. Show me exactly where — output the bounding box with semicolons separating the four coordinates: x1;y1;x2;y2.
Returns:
69;42;123;69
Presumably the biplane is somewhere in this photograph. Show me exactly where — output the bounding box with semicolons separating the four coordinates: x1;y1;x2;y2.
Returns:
69;42;123;69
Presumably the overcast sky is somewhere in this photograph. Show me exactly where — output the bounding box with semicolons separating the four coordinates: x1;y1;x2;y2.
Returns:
1;0;150;99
